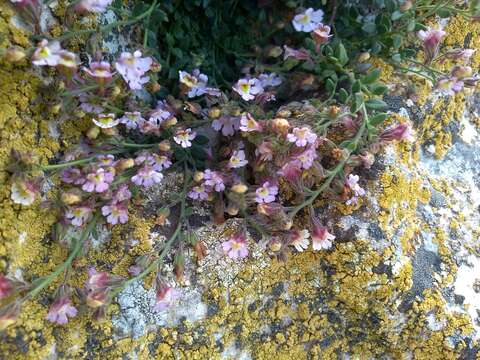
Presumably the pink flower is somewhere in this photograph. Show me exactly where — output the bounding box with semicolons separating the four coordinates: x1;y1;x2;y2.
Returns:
102;202;128;225
232;78;264;101
83;61;114;82
120;111;145;130
61;168;85;185
32;39;62;66
0;275;13;299
66;205;92;226
255;141;274;162
82;168;114;192
312;24;332;51
45;297;77;325
445;48;476;63
258;73;282;88
239;113;262;132
295;147;318;169
154;282;179;311
203;169;225;192
311;218;335;251
75;0;112;13
287;127;317;147
188;184;209;200
173;128;196;148
380;123;415;142
278;160;303;181
289;230;310;252
131;166;163;187
417;27;446;64
212;116;240;136
255;181;278;203
222;232;249;259
283;46;313;62
10;180;38;206
85;268;110;308
229;150;248;168
292;8;324;32
115;50;153;90
345;174;366;205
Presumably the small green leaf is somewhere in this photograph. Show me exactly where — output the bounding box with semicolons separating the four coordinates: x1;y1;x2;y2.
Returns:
436;8;451;18
362;23;377;34
362;69;381;84
352;80;362;93
369;113;388;125
335;43;349;66
338;88;349;103
350;93;364;113
365;99;388;110
391;10;404;21
407;20;416;32
393;35;402;49
370;83;389;95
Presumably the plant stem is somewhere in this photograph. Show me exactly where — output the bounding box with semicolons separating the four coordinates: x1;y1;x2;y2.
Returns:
288;105;368;219
23;214;99;301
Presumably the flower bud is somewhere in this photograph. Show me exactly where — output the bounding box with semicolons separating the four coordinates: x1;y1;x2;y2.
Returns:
173;252;185;283
86;291;108;308
0;274;13;299
193;171;204;182
150;61;162;72
329;106;340;118
358;52;371;62
110;86;121;97
116;158;135;171
270;118;290;135
158;140;171;152
400;0;413;11
86;126;100;140
150;82;161;92
276;109;292;118
267;46;283;58
61;189;82;205
193;241;207;261
231;183;248;194
163;117;177;128
5;47;26;63
226;202;239;216
208;107;221;119
268;237;282;252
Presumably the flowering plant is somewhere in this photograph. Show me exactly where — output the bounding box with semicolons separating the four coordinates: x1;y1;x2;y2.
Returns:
1;0;477;329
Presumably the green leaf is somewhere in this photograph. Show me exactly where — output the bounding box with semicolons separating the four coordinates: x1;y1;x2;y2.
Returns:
393;35;402;49
194;135;209;145
391;10;404;21
370;83;389;95
350;93;364;113
362;69;381;84
335;43;349;66
325;78;336;93
436;8;451;18
338;88;349;103
352;80;362;93
407;20;416;32
365;99;388;110
369;113;388;125
362;23;377;34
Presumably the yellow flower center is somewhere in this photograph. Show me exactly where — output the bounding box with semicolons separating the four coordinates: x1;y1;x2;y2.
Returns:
240;83;250;93
299;14;310;24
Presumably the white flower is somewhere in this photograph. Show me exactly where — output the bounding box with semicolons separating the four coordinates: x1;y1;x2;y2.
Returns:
32;40;62;66
11;182;36;206
173;128;196;148
92;113;119;129
292;8;324;32
290;230;310;252
287;127;317;147
228;150;248;168
115;50;153;90
232;78;264;101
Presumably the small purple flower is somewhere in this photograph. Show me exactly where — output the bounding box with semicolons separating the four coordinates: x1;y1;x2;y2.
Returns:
102;202;128;225
32;39;62;66
97;154;115;167
255;181;278;203
115;50;153;90
83;61;113;82
45;297;77;325
287;127;317;147
119;111;145;130
417;27;446;64
179;69;220;97
66;205;92;226
258;73;282;88
345;174;366;205
204;169;225;192
148;101;173;125
211;116;240;136
131;166;163;187
188;184;209;200
61;168;85;185
295;147;318;169
436;77;464;95
82;168;114;193
75;0;112;13
283;46;313;62
229;150;248;168
222;232;249;260
232;78;264;101
112;184;132;202
152;154;172;171
173;128;196;148
79;94;104;114
292;8;324;32
239;113;262;132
